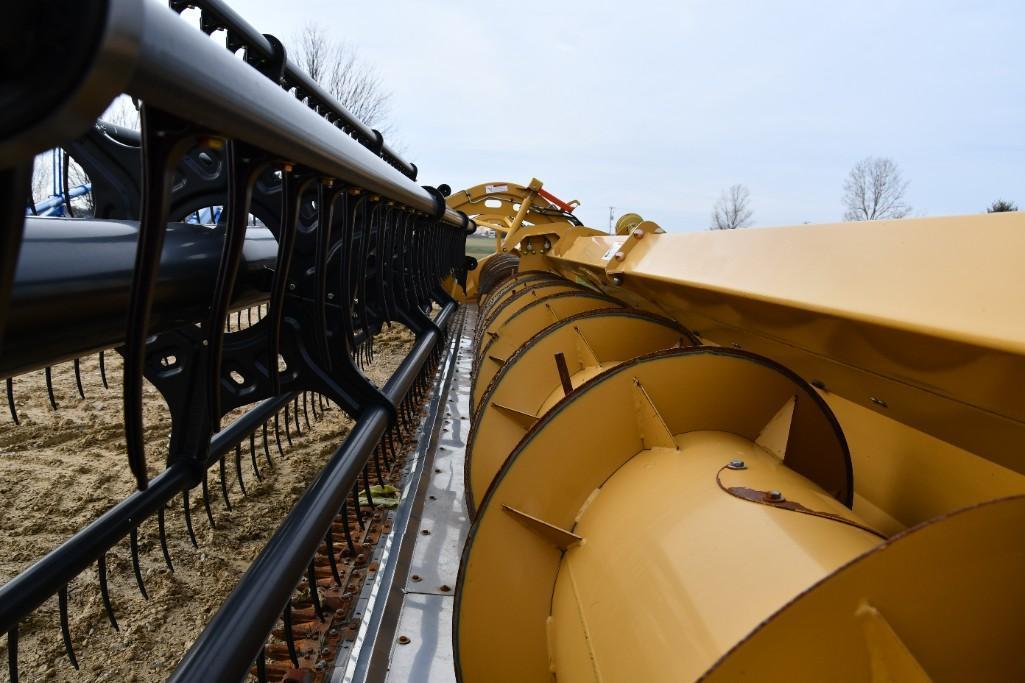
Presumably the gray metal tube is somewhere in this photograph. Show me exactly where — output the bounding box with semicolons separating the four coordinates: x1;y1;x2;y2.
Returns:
2;217;276;378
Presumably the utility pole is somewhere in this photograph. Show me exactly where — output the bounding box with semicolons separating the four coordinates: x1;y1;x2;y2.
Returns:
608;206;615;232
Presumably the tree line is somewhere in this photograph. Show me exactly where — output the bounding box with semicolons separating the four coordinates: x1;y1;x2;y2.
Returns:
710;157;1017;230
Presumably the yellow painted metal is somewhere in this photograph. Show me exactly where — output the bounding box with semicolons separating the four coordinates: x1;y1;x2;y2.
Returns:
454;181;1025;682
550;434;878;683
471;289;623;406
456;349;867;682
475;282;591;350
543;214;1025;477
701;495;1025;682
500;177;542;253
472;290;623;377
477;272;565;320
465;310;695;513
830;393;1025;533
614;212;644;235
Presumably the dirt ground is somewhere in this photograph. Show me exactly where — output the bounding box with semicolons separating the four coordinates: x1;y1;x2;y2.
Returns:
0;324;415;682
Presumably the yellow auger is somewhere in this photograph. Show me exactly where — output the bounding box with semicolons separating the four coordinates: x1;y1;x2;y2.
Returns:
448;179;1025;682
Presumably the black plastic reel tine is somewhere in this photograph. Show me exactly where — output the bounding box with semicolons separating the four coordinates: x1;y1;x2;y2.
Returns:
262;422;274;468
72;358;85;399
7;623;18;683
283;404;293;446
362;466;375;508
282;599;299;668
301;392;311;430
273;411;285;457
385;430;396;466
58;585;79;669
200;470;217;529
44;366;58;410
123;110;203;493
6;377;18;425
249;432;262;481
98;350;109;389
219;456;232;510
340;501;357;556
373;447;385;485
182;488;199;548
128;525;149;599
236;310;242;329
311;392;320;420
324;528;342;585
255;647;268;683
97;554;119;631
307;561;323;621
351;485;365;530
292;395;302;436
234;442;247;496
157;505;175;572
247;307;253;327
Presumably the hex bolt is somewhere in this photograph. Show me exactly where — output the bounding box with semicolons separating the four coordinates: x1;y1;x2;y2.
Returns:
327;292;335;300
439;585;451;593
727;459;746;470
767;490;785;502
288;282;296;291
421;528;431;535
398;635;411;645
610;274;623;286
631;228;644;239
870;396;888;408
614;251;626;261
411;574;422;582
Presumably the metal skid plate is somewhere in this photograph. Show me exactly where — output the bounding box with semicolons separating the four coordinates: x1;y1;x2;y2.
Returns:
334;306;475;683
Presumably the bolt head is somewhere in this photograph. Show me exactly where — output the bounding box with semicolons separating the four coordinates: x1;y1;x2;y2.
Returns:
398;635;411;645
632;228;644;238
610;274;623;286
727;459;746;470
614;251;626;261
288;283;296;291
766;490;784;502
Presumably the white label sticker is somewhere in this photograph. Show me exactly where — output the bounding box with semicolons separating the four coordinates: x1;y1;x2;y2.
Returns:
485;184;508;194
602;239;626;262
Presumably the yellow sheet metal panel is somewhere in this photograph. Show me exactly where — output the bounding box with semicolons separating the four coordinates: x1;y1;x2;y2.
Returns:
551;433;880;683
701;495;1025;682
457;349;861;682
546;214;1025;477
829;393;1025;531
466;310;692;512
472;290;623;379
476;282;586;340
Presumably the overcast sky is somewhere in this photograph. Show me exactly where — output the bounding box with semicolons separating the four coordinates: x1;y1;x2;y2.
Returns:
230;0;1023;232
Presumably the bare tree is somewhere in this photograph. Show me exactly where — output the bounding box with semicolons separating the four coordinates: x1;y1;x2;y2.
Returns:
842;157;911;221
291;25;391;130
101;94;141;130
710;184;754;230
987;199;1018;213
